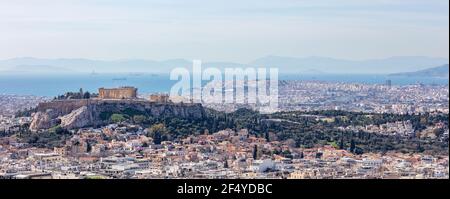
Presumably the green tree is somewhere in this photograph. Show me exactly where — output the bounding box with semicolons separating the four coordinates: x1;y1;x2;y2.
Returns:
224;159;229;169
350;139;356;153
83;92;91;99
354;147;364;155
142;142;149;148
148;123;169;144
79;88;84;98
133;115;147;124
111;114;126;123
153;131;162;145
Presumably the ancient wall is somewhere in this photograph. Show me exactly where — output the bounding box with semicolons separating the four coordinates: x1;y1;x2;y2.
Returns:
98;87;137;99
36;99;90;115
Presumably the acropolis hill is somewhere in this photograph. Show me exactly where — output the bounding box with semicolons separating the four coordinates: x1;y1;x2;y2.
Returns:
29;87;205;131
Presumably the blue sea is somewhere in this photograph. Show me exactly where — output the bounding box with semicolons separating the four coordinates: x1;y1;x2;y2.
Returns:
0;73;448;97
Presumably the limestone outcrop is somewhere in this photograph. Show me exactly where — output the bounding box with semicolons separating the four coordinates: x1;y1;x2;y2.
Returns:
59;106;93;130
29;110;61;131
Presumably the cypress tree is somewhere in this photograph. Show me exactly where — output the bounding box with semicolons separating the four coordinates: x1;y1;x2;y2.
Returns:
339;132;344;149
252;145;258;160
350;139;356;152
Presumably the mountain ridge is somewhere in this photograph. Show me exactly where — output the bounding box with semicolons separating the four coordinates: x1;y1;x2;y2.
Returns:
0;56;448;75
389;64;449;78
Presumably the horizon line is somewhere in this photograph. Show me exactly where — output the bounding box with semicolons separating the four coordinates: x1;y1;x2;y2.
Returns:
1;55;449;64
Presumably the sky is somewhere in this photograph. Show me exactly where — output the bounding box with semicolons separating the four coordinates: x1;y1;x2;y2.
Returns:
0;0;448;63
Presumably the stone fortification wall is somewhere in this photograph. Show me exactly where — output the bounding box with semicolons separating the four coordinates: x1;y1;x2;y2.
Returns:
36;100;91;116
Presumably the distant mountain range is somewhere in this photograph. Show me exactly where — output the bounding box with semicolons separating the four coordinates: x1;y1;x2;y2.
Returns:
0;56;448;75
390;64;449;78
249;56;448;74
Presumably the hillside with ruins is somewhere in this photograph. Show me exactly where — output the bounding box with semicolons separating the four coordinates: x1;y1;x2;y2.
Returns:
29;87;205;131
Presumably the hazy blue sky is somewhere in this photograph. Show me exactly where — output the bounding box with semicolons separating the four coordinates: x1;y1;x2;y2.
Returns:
0;0;448;62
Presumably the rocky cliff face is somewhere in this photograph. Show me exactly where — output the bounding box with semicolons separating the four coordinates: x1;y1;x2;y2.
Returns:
30;112;53;131
59;106;93;130
29;109;61;131
29;99;206;131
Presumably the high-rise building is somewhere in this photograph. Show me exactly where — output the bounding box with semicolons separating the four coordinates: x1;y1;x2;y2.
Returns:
385;80;392;88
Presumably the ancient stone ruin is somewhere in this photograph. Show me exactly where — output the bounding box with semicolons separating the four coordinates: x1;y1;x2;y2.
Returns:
98;87;137;99
29;97;205;131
